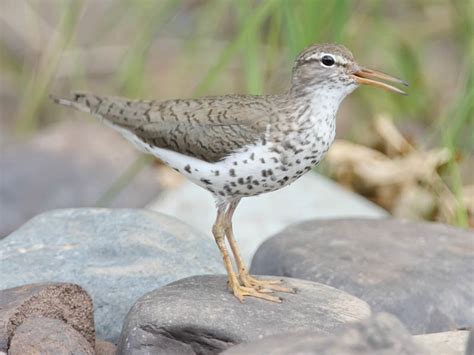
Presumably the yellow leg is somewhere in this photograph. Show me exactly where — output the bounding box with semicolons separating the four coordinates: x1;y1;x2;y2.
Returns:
213;204;281;303
223;200;295;294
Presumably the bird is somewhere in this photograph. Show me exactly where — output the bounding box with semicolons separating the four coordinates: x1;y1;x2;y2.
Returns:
51;43;407;303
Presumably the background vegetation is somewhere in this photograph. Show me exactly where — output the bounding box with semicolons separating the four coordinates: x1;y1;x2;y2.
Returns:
1;0;472;226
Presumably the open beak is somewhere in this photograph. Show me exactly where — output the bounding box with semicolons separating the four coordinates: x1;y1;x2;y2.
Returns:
352;67;408;95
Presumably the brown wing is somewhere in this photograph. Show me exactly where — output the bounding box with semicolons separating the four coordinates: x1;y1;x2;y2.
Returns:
53;92;274;162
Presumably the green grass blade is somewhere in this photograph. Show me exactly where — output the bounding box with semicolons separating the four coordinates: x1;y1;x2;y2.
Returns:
236;0;263;94
95;154;154;207
115;0;180;97
15;0;84;133
194;0;277;95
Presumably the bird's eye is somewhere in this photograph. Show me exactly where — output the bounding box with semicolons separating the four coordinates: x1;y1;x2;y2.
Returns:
321;55;335;67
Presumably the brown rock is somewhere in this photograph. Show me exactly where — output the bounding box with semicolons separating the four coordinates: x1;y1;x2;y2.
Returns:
9;317;94;355
95;339;117;355
0;282;95;352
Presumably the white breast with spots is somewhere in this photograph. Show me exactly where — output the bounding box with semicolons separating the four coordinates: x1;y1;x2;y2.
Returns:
171;107;338;200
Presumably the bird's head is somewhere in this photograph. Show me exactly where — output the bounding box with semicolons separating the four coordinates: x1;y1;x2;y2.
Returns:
290;43;407;100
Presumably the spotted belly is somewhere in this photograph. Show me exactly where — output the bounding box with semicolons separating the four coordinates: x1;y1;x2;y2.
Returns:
177;139;330;200
110;119;333;201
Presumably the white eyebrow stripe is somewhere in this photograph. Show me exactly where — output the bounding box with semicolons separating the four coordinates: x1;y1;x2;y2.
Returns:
306;53;321;61
335;55;348;65
306;52;348;65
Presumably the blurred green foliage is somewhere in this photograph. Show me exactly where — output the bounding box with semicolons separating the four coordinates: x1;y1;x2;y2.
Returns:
1;0;472;225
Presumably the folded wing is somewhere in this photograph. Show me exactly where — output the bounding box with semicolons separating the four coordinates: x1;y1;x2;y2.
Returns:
51;92;274;162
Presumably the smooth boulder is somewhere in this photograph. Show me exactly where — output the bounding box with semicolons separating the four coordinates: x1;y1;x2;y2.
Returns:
414;331;470;355
118;275;371;354
251;218;474;334
223;313;428;355
0;208;224;341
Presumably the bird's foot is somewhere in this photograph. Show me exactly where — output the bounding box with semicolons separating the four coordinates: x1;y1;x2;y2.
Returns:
231;284;282;303
239;272;296;294
227;273;281;303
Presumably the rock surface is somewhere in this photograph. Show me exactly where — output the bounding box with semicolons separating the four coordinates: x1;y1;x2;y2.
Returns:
251;218;474;334
8;317;94;355
149;173;388;263
118;275;371;354
467;330;474;355
223;313;428;355
0;282;94;352
0;209;224;342
95;339;117;355
0;120;162;238
414;331;470;355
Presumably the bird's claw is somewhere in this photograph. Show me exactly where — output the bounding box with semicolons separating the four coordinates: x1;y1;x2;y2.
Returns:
239;273;296;294
232;285;282;303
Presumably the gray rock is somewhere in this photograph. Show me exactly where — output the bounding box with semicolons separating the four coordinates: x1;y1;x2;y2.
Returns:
223;313;428;355
118;274;371;355
414;331;470;355
467;330;474;355
149;173;388;264
251;218;474;334
0;120;162;238
9;317;94;355
0;209;224;342
0;282;95;352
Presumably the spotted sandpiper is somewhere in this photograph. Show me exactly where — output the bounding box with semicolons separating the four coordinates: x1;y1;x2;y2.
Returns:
52;43;407;303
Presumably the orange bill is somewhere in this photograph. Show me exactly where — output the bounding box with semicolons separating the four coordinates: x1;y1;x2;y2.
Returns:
352;67;408;95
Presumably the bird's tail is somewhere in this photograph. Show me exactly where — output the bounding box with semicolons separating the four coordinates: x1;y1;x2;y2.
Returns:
50;91;156;130
51;91;158;154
